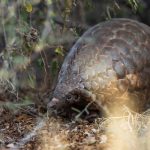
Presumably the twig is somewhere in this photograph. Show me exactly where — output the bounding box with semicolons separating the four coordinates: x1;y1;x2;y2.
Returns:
15;118;46;148
75;101;94;120
52;16;89;30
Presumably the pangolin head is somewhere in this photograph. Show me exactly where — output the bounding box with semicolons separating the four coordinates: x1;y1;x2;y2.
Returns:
47;77;100;119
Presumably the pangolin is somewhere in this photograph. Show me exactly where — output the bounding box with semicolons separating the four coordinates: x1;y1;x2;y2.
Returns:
48;18;150;119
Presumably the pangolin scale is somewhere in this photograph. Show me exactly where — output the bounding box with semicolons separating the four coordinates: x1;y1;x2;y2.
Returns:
48;18;150;118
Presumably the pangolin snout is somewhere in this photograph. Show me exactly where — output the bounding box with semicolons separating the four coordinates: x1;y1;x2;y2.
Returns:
47;97;60;109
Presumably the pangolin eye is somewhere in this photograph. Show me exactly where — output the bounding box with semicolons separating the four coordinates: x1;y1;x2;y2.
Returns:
66;94;72;101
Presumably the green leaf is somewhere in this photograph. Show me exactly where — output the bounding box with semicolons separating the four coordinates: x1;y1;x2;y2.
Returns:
51;60;59;76
127;0;139;12
55;47;64;56
25;2;33;13
47;0;53;5
13;55;29;68
28;73;36;89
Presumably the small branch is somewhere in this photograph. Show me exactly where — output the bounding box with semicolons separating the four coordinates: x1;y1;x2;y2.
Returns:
52;16;90;31
75;101;94;120
15;118;46;148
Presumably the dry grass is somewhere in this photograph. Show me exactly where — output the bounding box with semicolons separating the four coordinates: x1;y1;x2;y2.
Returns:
1;105;150;150
34;108;150;150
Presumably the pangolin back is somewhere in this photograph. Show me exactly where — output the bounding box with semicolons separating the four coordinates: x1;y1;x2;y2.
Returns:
48;18;150;117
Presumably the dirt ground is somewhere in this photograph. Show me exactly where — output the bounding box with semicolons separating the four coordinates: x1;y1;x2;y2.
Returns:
0;106;107;150
1;100;150;150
